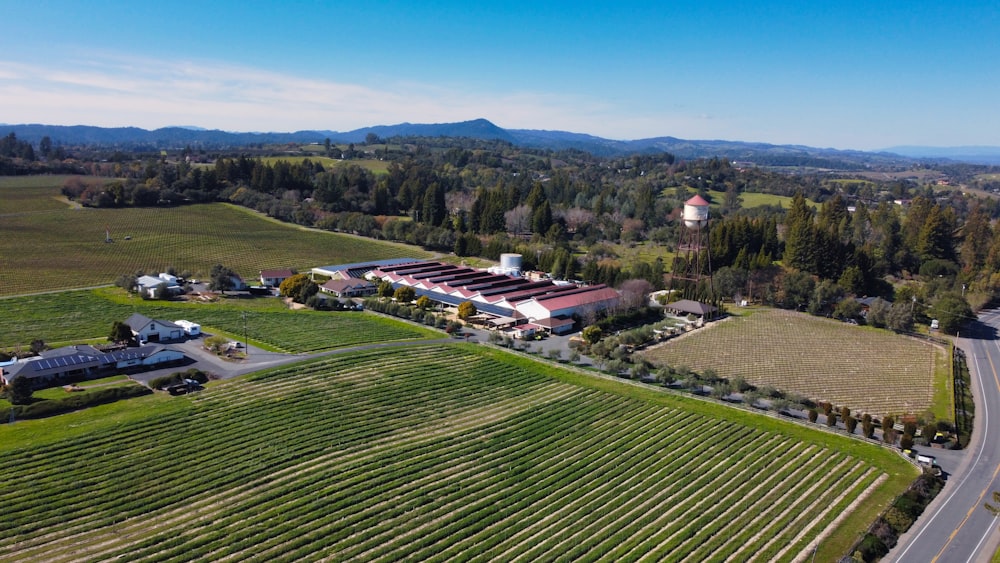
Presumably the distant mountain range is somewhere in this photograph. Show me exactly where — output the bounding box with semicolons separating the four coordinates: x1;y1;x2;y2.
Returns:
881;145;1000;166
3;119;998;166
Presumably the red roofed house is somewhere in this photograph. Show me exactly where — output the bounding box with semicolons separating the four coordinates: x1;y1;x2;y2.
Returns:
260;269;295;288
320;278;377;298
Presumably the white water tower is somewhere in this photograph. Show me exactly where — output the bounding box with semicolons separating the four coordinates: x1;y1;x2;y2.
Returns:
672;194;714;300
683;195;710;229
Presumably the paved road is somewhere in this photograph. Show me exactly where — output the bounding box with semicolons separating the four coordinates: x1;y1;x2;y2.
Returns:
888;310;1000;563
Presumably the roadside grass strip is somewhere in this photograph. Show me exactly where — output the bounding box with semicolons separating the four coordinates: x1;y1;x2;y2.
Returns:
0;345;898;561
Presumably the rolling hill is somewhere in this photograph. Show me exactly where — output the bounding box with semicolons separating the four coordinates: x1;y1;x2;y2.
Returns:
0;119;937;166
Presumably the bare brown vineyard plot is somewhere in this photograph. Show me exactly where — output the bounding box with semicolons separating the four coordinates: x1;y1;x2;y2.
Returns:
641;307;947;418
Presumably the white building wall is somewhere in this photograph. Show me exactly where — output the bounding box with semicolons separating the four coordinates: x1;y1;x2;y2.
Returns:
142;350;185;366
515;300;553;321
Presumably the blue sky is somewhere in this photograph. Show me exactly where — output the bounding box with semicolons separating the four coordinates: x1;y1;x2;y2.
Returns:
1;1;997;149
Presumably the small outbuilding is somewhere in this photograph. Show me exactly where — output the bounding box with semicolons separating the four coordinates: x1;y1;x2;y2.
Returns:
665;299;718;319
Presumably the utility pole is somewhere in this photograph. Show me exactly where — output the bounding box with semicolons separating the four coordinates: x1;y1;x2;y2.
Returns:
242;311;249;357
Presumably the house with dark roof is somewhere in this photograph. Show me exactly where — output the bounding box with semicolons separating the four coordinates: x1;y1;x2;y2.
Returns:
1;344;185;386
311;259;421;281
124;313;184;343
665;299;718;318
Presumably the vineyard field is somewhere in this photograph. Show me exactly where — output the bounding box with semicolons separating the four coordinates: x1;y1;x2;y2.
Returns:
0;175;430;296
0;289;439;353
641;307;948;418
0;345;915;562
0;175;98;214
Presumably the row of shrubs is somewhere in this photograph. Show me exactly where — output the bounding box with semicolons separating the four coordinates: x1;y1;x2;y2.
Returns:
580;351;957;445
363;298;463;332
849;471;945;562
0;384;152;423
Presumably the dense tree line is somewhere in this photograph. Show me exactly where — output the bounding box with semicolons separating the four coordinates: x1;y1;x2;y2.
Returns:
18;132;1000;328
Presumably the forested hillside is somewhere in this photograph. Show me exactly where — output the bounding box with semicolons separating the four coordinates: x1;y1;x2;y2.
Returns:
4;131;999;329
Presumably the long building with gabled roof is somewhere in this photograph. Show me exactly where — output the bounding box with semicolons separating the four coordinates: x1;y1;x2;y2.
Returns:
1;344;185;386
369;260;620;329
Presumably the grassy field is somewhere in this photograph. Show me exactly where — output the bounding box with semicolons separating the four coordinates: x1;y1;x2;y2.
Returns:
259;155;392;174
0;344;915;562
591;240;675;269
0;288;439;353
641;307;949;419
0;174;105;214
704;189;818;210
0;176;430;296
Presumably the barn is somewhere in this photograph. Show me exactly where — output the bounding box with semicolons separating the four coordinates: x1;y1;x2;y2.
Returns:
125;313;184;343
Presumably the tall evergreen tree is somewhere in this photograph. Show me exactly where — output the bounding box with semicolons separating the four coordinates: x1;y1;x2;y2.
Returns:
917;205;955;262
960;205;992;272
782;192;817;273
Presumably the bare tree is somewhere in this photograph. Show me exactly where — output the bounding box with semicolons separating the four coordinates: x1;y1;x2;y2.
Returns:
505;205;532;235
618;279;654;310
560;207;594;233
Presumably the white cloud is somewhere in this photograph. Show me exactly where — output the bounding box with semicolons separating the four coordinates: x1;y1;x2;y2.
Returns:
8;52;892;147
0;53;718;139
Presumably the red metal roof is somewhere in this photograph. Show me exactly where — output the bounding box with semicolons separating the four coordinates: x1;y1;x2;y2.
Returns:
686;194;710;206
260;269;295;278
530;287;620;313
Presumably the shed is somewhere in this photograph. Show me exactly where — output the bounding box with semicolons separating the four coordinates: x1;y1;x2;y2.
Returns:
665;299;718;318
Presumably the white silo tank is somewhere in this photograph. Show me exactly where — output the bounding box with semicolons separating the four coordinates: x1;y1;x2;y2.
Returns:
500;253;522;272
683;195;710;229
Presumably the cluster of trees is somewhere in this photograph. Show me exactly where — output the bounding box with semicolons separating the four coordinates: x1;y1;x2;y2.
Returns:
0;133;78;174
278;274;317;304
12;130;1000;332
0;133;38;160
362;295;462;333
1;376;34;405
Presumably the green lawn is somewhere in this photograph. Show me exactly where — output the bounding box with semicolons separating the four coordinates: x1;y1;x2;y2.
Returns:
704;189;818;210
258;155;391;174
